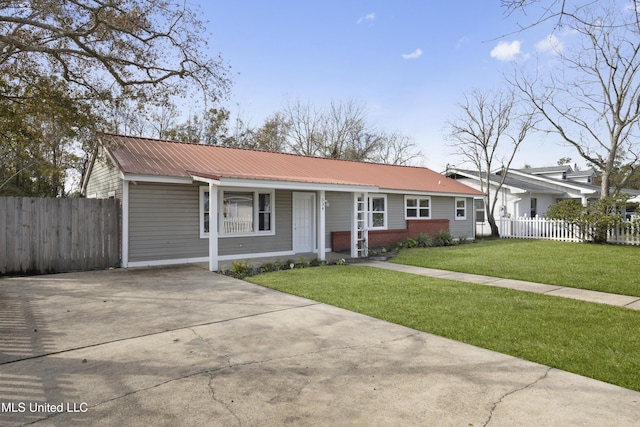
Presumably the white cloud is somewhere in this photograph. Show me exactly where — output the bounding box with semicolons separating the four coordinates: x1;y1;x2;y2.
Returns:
536;34;563;55
401;48;423;59
456;36;470;49
490;40;522;61
357;12;375;24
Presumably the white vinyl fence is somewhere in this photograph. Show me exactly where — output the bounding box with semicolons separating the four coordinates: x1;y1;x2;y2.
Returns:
498;216;640;245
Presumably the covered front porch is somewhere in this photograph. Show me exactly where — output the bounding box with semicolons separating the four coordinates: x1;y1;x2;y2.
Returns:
195;174;377;272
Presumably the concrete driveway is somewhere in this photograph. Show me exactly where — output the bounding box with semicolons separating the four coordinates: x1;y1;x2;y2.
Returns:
1;265;639;426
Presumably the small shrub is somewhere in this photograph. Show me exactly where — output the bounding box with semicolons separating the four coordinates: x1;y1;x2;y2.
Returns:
297;257;311;268
415;233;433;248
230;260;250;279
401;237;418;249
260;263;275;273
310;258;322;267
434;230;454;247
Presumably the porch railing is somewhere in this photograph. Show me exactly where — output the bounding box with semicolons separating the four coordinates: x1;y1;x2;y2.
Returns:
224;217;253;233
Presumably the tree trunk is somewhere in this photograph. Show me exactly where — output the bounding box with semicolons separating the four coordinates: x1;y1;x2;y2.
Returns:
487;212;500;238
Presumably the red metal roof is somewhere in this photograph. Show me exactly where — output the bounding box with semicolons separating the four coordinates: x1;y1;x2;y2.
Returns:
102;134;483;195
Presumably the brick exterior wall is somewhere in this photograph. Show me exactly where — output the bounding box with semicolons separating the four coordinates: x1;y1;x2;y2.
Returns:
331;219;450;252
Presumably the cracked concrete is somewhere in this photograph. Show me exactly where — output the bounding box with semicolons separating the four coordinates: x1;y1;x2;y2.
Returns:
482;367;552;426
2;264;640;426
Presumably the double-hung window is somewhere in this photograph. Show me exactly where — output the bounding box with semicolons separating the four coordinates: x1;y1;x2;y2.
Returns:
455;198;467;220
474;199;485;222
200;187;274;237
368;195;387;229
405;196;431;219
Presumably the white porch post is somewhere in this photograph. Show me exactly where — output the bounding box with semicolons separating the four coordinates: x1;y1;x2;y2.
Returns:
351;193;359;258
318;190;326;261
208;182;219;272
362;191;368;257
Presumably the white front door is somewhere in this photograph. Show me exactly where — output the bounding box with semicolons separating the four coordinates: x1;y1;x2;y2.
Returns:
293;192;315;253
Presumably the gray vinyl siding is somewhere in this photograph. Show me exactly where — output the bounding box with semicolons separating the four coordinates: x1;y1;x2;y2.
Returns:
219;189;293;256
85;151;122;199
323;192;472;244
432;196;474;239
324;192;406;242
386;194;406;229
126;181;475;263
325;191;352;244
128;183;207;262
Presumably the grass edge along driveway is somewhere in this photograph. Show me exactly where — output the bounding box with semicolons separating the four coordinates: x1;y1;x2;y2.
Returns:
391;239;640;297
248;265;640;393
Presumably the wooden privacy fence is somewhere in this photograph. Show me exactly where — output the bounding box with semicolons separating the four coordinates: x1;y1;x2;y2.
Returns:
1;197;120;275
498;216;640;245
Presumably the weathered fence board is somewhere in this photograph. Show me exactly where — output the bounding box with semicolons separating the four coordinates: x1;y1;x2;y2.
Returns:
1;197;120;275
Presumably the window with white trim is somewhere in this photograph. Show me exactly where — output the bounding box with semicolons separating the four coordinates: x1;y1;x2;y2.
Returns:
200;187;211;237
368;195;387;229
200;187;274;237
455;198;467;220
405;196;431;219
474;199;485;222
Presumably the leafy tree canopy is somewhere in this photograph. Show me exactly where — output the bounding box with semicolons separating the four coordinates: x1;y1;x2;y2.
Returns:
0;0;232;196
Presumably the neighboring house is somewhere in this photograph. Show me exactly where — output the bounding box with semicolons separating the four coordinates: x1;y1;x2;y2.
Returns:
445;164;640;236
82;134;483;271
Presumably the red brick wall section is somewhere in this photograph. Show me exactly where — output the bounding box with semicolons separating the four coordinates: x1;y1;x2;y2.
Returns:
331;231;351;252
331;219;450;252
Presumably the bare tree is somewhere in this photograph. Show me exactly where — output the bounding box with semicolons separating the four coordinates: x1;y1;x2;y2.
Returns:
106;100;148;137
282;99;325;157
510;3;640;197
446;89;535;237
324;99;368;158
501;0;640;34
373;132;423;165
147;101;180;140
280;98;422;164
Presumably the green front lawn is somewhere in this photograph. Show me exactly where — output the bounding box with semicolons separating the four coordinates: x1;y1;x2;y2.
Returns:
248;265;640;392
392;239;640;296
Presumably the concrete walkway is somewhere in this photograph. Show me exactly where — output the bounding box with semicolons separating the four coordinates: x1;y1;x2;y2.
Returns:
362;261;640;310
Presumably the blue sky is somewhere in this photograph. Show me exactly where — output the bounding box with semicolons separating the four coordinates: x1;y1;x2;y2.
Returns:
198;1;579;171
